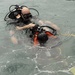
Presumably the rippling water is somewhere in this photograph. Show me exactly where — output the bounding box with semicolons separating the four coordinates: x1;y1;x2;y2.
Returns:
0;0;75;75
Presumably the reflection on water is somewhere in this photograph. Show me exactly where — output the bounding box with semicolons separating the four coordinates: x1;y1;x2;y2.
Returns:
0;43;75;75
0;50;36;75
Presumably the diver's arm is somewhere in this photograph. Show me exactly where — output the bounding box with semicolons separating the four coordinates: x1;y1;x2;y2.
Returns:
16;23;35;30
45;21;60;31
38;20;60;31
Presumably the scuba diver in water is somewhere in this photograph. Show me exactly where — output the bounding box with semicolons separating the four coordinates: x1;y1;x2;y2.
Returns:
4;5;60;46
4;5;36;44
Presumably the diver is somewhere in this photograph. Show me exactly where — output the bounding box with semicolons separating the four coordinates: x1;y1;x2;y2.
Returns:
28;24;58;46
4;5;38;44
4;5;60;45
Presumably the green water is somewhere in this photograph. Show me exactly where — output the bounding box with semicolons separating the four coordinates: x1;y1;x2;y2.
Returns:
0;0;75;75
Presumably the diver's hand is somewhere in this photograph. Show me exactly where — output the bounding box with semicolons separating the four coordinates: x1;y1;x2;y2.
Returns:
16;26;23;30
16;23;35;30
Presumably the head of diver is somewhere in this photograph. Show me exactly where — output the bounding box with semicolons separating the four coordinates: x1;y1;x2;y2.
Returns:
21;7;32;21
8;5;27;20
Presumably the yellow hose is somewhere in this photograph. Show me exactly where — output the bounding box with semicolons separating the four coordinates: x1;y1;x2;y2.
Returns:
70;67;75;75
61;33;75;37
